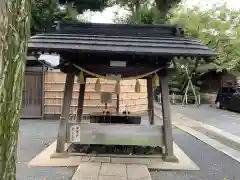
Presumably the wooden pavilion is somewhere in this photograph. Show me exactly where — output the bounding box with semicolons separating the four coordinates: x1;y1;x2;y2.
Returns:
27;22;214;162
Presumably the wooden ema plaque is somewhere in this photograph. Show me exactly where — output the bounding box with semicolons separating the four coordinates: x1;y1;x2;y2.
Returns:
101;92;112;104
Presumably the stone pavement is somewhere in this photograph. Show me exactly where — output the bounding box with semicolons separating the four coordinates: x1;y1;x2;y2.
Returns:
17;103;240;179
72;163;151;180
171;104;240;136
155;103;240;164
29;139;198;171
18;117;240;179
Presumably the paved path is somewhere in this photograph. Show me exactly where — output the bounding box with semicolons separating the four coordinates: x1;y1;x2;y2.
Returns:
72;163;151;180
171;104;240;136
152;128;240;180
18;105;240;180
155;104;240;163
17;120;74;180
153;103;240;179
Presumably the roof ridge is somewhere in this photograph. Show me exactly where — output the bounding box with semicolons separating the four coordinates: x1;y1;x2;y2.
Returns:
50;21;184;38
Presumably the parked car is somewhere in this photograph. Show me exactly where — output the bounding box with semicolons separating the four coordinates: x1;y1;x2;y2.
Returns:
215;86;240;112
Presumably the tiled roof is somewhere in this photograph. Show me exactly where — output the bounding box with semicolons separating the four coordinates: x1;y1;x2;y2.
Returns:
28;22;215;58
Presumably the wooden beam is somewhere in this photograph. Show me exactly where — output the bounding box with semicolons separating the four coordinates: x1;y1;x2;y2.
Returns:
60;63;160;77
160;74;178;162
77;77;86;121
41;65;45;120
116;94;120;114
56;73;74;153
147;76;154;124
60;52;169;68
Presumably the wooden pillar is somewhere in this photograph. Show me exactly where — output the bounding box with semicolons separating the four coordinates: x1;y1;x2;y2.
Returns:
147;76;154;124
160;74;178;162
116;94;120;114
77;79;86;121
56;73;75;153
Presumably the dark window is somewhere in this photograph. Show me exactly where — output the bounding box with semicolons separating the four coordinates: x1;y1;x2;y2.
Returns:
235;88;240;93
221;87;229;93
230;88;236;94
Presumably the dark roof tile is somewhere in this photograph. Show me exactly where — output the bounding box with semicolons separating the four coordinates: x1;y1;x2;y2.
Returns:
28;22;215;58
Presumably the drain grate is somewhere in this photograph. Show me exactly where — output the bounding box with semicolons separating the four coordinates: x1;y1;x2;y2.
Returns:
70;144;163;156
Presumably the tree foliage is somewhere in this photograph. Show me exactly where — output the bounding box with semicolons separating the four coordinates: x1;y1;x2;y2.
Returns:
115;2;240;96
113;0;182;23
110;0;147;13
31;0;76;35
155;0;181;22
116;3;240;72
114;5;158;24
31;0;111;35
170;4;240;72
58;0;109;13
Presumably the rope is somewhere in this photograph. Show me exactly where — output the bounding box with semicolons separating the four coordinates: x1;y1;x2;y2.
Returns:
73;64;161;81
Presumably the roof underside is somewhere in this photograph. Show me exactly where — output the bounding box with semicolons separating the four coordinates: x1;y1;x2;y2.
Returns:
28;22;215;60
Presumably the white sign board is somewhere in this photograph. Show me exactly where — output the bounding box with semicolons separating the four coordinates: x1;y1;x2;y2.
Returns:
69;125;81;142
39;54;60;66
110;61;126;67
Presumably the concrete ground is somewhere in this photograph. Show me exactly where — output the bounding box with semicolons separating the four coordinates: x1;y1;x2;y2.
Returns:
17;120;74;180
172;104;240;136
17;105;240;180
151;128;240;180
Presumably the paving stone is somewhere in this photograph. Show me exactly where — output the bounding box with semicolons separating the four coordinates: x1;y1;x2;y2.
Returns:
127;164;152;180
72;162;101;180
100;163;127;177
128;177;152;180
73;176;98;180
147;159;165;170
98;175;127;180
81;156;90;162
90;156;111;163
111;158;152;165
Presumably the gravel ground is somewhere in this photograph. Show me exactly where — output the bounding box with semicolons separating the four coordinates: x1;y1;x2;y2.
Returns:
172;105;240;136
151;127;240;180
17;120;74;180
17;117;240;180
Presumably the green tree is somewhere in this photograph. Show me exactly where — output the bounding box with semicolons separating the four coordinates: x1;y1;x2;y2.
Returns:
110;0;147;13
113;0;182;23
58;0;109;14
114;4;158;24
32;0;111;35
155;0;181;22
0;0;110;179
114;3;240;97
170;4;240;71
0;0;31;179
168;4;240;100
31;0;77;35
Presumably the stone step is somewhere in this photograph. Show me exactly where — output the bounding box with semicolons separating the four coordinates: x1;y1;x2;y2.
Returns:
72;162;152;180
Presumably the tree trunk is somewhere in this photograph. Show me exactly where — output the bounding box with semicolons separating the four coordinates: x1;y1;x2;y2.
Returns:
0;0;31;180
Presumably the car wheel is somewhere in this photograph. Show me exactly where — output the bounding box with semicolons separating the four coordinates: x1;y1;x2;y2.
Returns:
216;101;222;109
